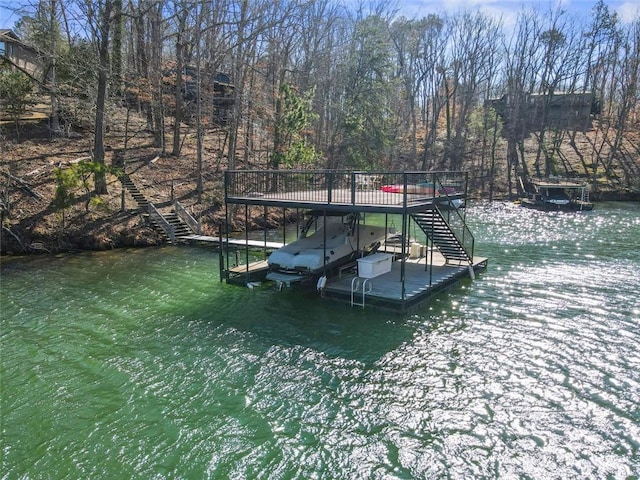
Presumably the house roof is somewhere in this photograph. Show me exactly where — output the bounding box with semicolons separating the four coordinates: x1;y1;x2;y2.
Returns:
0;29;21;41
0;29;41;56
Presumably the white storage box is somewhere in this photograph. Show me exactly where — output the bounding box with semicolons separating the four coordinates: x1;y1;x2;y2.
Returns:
357;253;393;278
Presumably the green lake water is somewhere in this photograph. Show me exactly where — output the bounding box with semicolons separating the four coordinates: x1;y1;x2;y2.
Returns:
1;202;639;479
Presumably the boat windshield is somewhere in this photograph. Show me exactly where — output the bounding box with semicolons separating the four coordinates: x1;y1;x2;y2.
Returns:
299;212;357;238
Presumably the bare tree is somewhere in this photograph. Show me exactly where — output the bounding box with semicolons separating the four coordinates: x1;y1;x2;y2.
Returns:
445;11;502;170
84;0;114;194
604;18;640;187
582;1;625;193
413;14;446;170
502;9;543;196
531;9;583;177
169;0;192;157
390;16;425;167
14;0;62;133
226;0;254;171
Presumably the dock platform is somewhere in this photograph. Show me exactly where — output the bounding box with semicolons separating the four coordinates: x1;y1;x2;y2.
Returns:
226;259;271;285
181;235;284;250
322;254;488;311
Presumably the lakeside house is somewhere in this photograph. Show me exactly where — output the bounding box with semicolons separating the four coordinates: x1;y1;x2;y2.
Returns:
485;91;598;133
0;30;49;85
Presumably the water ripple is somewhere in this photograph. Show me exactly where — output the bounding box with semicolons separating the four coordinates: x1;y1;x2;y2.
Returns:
1;204;639;478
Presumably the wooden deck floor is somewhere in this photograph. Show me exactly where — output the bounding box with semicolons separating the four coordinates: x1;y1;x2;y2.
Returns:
322;255;488;309
227;260;269;274
228;188;462;210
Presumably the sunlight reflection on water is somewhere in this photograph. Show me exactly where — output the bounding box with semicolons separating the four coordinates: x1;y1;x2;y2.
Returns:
1;202;639;478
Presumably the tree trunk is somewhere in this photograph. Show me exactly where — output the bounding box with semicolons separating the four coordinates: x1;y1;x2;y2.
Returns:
150;1;165;151
111;0;123;96
172;9;187;157
49;0;60;135
93;0;113;195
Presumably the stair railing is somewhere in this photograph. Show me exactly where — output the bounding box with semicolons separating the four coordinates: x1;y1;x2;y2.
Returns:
174;201;201;234
411;210;470;264
148;203;176;244
431;173;474;263
433;205;474;263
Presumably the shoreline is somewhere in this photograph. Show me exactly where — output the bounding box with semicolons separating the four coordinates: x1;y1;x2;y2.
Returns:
2;198;638;258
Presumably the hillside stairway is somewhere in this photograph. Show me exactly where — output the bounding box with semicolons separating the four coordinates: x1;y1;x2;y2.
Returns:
411;208;473;264
121;174;198;244
163;212;192;237
122;174;149;210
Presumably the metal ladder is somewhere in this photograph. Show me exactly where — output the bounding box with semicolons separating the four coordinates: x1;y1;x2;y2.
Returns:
350;277;372;308
582;189;590;203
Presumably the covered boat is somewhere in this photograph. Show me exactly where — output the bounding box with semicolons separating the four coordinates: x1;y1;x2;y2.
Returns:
266;211;387;283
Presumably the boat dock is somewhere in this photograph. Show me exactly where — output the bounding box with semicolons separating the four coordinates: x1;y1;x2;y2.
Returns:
179;235;283;285
322;254;488;311
222;169;488;311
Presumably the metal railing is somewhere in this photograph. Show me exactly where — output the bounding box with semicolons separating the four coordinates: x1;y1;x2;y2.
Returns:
432;172;474;261
225;170;469;208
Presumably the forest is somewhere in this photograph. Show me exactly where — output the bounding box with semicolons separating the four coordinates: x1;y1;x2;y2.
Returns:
0;0;639;251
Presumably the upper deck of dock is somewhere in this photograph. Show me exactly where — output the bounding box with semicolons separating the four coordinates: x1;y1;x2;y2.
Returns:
224;170;467;213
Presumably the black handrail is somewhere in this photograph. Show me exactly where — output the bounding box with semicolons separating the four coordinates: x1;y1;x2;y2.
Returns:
431;172;474;262
225;169;469;208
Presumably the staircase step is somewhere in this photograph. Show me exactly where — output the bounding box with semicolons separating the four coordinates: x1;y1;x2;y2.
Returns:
121;175;150;210
411;210;471;264
121;175;196;242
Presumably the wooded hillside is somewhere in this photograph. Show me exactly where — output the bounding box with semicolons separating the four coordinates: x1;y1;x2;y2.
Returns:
1;0;639;253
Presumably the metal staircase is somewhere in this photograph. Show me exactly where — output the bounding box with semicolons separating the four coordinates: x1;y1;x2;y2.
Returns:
411;208;472;264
